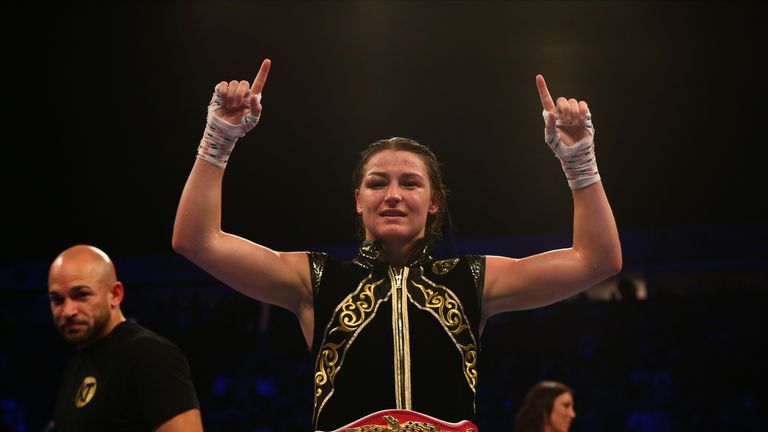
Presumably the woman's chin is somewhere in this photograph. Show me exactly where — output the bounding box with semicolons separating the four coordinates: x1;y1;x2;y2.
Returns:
370;227;424;243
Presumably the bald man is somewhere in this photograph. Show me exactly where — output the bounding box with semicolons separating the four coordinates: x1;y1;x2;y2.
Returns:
48;245;203;432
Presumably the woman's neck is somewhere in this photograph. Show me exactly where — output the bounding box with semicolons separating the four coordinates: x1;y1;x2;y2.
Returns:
376;237;425;267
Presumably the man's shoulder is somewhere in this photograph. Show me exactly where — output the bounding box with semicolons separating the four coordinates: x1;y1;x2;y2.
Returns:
114;320;182;353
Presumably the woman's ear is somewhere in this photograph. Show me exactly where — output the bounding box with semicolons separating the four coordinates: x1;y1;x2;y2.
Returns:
355;189;362;214
428;198;439;215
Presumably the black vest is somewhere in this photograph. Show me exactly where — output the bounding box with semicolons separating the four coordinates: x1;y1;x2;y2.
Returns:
309;241;485;430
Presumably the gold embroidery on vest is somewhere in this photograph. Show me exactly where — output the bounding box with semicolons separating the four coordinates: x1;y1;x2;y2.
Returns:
460;343;479;388
409;271;479;397
313;275;389;425
466;255;484;297
415;284;468;335
315;340;345;394
432;258;459;275
467;257;482;286
309;252;327;295
333;279;382;334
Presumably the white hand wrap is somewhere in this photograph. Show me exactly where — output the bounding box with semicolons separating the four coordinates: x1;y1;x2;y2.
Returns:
543;109;601;189
196;86;261;169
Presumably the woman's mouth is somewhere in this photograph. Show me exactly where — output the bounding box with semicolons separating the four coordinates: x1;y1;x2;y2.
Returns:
380;210;406;217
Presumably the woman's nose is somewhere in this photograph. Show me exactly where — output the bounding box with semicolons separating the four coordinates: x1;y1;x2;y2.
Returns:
385;184;402;204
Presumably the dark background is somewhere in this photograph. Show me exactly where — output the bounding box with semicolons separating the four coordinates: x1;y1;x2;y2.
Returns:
3;1;767;431
12;0;765;260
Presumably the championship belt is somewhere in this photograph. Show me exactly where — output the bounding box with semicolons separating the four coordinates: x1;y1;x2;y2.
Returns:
324;409;478;432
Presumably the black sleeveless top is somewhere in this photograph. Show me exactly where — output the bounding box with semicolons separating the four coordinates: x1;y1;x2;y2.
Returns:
308;240;485;430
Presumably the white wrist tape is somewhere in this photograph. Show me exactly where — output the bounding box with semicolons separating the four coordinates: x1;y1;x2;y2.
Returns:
196;86;261;169
543;109;601;189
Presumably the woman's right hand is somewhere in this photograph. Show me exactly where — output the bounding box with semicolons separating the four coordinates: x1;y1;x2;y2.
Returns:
213;58;271;126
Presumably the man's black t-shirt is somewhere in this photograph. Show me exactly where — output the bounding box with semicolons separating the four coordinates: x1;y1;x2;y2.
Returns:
53;319;199;432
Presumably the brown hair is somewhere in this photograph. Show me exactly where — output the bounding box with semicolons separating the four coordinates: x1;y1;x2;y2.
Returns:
352;137;448;239
513;381;573;432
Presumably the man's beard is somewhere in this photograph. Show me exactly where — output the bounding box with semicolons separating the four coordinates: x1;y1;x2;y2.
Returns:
59;309;110;346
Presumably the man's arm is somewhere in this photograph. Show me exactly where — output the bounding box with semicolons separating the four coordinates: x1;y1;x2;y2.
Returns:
132;333;203;432
156;408;203;432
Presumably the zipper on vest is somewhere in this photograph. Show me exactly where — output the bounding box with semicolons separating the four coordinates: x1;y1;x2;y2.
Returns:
390;266;412;409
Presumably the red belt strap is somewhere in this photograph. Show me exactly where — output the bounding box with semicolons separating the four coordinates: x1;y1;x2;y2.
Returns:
325;409;478;432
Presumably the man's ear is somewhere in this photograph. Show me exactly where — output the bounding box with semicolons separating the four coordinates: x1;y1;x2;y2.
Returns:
109;281;124;307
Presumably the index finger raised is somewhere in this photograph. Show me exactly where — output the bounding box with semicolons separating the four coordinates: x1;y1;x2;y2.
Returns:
251;59;271;93
536;74;555;111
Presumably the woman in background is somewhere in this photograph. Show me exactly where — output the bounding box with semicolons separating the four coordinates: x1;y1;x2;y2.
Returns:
513;381;576;432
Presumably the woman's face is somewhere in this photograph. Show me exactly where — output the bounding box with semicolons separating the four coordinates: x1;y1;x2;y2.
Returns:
546;392;576;432
355;149;437;243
